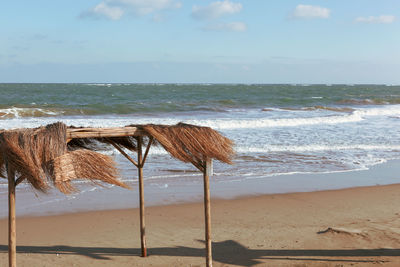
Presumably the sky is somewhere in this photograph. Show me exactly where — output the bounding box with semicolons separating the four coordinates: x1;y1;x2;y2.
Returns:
1;0;399;84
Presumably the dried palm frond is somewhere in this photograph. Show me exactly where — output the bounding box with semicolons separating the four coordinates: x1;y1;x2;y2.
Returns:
53;149;129;194
140;123;234;172
0;122;234;193
0;122;129;193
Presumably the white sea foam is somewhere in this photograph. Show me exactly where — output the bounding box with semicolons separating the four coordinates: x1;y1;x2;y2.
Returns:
237;144;400;153
192;105;400;129
354;105;400;117
0;104;399;189
0;114;363;131
0;116;180;130
190;114;363;129
86;83;112;87
1;105;400;131
0;107;62;118
0;115;383;131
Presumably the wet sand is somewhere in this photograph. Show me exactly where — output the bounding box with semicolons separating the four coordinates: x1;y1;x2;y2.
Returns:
1;184;400;266
2;159;400;220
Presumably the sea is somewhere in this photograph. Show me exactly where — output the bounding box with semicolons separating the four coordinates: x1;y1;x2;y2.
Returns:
1;83;400;217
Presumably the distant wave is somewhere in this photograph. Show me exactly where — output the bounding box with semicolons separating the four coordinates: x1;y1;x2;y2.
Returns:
1;105;400;131
86;83;113;87
337;98;400;105
203;105;400;130
354;105;400;117
193;114;363;129
0;107;64;119
0;104;227;119
237;144;400;153
278;106;354;113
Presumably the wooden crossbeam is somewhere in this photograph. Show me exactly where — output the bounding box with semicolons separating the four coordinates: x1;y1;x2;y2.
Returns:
141;137;153;167
67;127;145;140
106;139;139;168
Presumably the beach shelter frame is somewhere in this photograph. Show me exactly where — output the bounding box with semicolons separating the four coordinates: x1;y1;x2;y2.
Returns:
4;126;221;267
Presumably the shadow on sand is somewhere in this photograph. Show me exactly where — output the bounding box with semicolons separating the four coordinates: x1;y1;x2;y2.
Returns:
0;240;398;266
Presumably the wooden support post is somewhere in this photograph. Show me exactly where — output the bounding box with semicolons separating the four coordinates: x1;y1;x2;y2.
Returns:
203;157;213;267
107;139;139;167
137;137;147;257
7;163;16;267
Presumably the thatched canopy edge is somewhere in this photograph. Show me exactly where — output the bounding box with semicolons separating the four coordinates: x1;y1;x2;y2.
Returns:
0;122;234;192
65;123;235;166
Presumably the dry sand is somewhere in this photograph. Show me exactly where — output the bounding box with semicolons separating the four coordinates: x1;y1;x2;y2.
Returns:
1;184;400;266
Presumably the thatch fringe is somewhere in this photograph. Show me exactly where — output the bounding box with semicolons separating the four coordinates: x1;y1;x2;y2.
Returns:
0;122;129;193
53;149;127;194
69;123;234;172
0;122;234;193
140;123;234;172
0;123;67;192
66;123;234;171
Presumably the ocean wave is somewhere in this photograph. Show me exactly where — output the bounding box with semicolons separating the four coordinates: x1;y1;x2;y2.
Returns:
191;114;363;129
1;105;400;131
0;113;374;130
86;83;113;87
0;107;63;119
305;106;354;112
354;105;400;117
0;104;227;119
41;140;400;157
237;144;400;153
240;105;400;130
337;99;387;105
337;98;400;105
278;106;354;113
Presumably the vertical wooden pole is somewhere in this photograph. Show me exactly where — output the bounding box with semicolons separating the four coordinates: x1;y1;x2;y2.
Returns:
137;137;147;257
7;163;16;267
203;157;213;267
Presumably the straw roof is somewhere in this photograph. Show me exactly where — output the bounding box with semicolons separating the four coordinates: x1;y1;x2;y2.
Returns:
0;122;128;193
141;123;233;171
0;122;234;194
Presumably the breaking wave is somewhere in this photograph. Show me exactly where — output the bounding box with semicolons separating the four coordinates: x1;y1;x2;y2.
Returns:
0;107;64;119
237;144;400;153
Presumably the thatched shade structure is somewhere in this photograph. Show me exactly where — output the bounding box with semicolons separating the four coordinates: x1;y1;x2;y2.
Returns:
0;122;234;267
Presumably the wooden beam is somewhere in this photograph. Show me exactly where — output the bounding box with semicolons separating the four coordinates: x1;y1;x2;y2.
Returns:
137;137;147;257
106;139;139;168
203;157;213;267
7;163;16;267
67;127;145;140
140;137;153;167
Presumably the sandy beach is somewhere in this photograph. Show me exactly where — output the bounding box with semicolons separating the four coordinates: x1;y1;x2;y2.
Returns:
1;183;400;266
2;0;400;264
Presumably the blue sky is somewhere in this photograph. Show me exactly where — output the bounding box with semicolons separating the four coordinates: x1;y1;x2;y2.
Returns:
1;0;399;83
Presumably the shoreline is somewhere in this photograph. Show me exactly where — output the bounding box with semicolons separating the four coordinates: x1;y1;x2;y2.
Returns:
1;158;400;219
2;183;400;266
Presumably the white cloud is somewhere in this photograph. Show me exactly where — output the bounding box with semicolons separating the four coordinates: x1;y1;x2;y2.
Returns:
192;0;242;20
117;0;181;15
355;15;395;24
80;0;181;20
292;4;330;19
204;22;247;32
90;2;124;20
